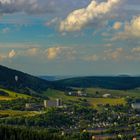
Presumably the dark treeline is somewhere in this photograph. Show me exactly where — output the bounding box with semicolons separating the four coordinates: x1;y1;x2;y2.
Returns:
0;125;92;140
0;108;73;128
0;125;66;140
55;76;140;90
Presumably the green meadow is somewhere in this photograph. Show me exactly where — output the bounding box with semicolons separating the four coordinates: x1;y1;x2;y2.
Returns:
43;88;127;107
0;88;31;100
0;110;42;118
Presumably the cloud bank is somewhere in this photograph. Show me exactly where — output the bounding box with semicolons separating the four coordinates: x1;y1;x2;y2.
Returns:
125;16;140;37
0;0;57;14
59;0;120;32
45;47;76;60
112;16;140;40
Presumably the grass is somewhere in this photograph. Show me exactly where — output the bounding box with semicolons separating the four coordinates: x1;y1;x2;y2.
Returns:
0;88;31;100
43;88;126;107
87;87;140;96
88;98;126;107
74;87;140;98
0;110;42;118
0;96;12;101
44;89;66;99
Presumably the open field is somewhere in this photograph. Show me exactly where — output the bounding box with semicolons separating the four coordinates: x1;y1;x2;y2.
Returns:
0;96;13;101
0;110;42;118
43;88;126;107
88;98;125;107
72;87;140;98
0;88;31;100
85;88;140;97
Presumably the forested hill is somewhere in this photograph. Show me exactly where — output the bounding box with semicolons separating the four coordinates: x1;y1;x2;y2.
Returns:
0;65;53;93
55;76;140;90
1;64;140;92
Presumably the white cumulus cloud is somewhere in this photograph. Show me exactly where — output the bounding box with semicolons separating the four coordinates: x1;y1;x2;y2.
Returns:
45;47;76;60
46;47;61;60
60;0;120;32
112;16;140;40
113;21;122;30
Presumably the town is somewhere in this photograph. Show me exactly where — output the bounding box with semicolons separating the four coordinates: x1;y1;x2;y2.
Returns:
1;86;140;140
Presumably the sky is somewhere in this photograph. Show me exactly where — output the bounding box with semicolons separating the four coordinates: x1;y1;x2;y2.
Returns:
0;0;140;76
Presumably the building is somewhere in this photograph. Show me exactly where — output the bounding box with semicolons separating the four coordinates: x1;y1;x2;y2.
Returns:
102;94;111;98
25;103;32;109
68;92;72;96
131;103;140;110
67;90;87;97
25;103;43;111
44;99;63;108
56;98;62;106
47;100;57;107
44;100;48;108
92;135;115;140
77;90;82;96
77;90;87;96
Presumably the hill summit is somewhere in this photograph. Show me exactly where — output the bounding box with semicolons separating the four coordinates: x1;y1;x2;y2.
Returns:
0;65;52;94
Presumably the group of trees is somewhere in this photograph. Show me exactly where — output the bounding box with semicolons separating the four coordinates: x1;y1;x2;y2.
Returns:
55;76;140;90
0;98;43;111
0;99;139;140
0;108;73;128
0;125;65;140
0;125;92;140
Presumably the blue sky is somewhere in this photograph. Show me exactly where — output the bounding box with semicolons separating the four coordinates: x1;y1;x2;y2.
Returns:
0;0;140;75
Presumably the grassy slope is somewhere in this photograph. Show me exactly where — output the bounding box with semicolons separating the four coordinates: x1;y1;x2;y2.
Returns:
86;88;140;98
0;89;41;118
0;110;42;117
1;87;137;107
43;88;126;107
88;98;125;107
0;88;31;100
0;88;42;118
0;65;52;93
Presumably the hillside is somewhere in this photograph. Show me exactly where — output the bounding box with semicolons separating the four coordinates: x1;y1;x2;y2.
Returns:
0;65;53;94
0;88;30;100
39;75;74;81
1;65;140;94
55;76;140;90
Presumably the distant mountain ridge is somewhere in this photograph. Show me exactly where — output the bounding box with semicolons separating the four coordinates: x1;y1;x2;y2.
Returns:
40;75;133;81
0;65;53;94
39;75;75;81
1;65;140;92
54;76;140;90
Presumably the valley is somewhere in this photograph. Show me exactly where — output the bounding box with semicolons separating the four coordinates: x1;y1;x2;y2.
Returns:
0;65;140;139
